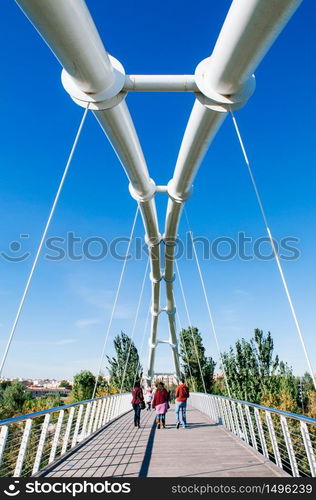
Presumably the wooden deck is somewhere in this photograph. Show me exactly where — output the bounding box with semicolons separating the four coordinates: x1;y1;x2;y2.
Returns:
42;406;288;478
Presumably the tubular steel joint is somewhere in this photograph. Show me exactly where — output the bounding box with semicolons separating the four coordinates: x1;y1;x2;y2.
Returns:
62;55;127;110
160;307;176;316
167;179;193;203
145;234;162;247
194;57;256;112
163;273;176;283
157;340;177;348
149;272;163;284
129;179;156;203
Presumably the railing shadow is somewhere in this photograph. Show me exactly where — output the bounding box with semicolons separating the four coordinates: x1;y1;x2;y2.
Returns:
183;422;219;429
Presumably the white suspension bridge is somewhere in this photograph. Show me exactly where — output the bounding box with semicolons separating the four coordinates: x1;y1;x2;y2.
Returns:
0;0;315;478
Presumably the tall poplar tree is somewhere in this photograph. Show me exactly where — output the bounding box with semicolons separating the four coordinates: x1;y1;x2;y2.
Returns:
179;326;216;393
107;332;142;392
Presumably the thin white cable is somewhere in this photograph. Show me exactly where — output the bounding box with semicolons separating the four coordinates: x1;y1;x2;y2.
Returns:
231;111;316;390
175;259;207;394
92;206;139;398
0;106;90;378
176;304;195;389
184;209;232;397
120;257;150;393
133;300;151;388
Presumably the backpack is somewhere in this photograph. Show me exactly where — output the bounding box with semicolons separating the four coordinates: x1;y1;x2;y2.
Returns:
182;386;189;398
180;385;189;399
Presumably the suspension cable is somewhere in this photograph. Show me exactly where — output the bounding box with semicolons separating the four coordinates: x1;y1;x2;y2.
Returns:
133;300;151;388
120;257;150;393
183;208;232;397
0;105;90;377
176;303;195;390
92;205;139;398
230;111;316;390
175;259;207;394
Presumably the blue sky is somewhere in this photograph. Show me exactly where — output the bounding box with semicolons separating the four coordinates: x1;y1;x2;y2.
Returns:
0;0;315;380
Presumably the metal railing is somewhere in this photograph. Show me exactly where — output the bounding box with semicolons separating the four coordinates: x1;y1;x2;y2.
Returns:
190;393;316;478
0;393;131;477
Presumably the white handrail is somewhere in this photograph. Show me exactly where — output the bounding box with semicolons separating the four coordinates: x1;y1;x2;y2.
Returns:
190;393;316;478
0;393;131;477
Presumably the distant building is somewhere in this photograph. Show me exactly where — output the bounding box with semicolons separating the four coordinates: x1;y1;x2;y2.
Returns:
149;373;178;387
0;378;32;387
43;380;60;389
26;387;71;398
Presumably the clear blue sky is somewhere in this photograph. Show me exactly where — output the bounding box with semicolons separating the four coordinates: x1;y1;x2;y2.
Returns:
0;0;315;380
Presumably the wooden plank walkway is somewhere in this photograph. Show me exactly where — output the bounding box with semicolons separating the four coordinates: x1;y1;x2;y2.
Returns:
43;406;288;478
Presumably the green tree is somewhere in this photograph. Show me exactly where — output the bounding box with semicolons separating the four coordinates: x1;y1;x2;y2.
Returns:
96;378;118;397
22;394;61;413
179;326;216;393
295;372;315;412
59;380;72;390
0;381;30;419
221;329;297;404
106;332;142;392
70;370;96;402
213;376;226;395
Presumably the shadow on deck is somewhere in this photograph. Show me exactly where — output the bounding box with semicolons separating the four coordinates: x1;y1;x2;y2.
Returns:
41;406;288;478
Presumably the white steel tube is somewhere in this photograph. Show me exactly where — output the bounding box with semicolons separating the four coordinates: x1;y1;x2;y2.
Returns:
147;314;159;379
207;0;303;95
168;102;225;202
94;103;155;200
167;313;181;377
95;105;163;382
124;75;197;92
15;0;158;214
169;0;302;204
164;200;183;295
15;0;115;94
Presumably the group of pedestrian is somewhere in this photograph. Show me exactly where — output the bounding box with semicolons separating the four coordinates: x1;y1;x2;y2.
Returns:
131;378;189;429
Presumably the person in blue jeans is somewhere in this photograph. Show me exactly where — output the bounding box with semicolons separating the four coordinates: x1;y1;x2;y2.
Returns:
131;381;144;428
175;378;190;428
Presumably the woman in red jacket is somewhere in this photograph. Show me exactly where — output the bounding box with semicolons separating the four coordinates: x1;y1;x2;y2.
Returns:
131;381;144;428
151;382;169;429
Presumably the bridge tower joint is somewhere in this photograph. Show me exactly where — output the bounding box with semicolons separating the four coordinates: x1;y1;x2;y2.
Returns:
194;57;256;113
62;55;127;111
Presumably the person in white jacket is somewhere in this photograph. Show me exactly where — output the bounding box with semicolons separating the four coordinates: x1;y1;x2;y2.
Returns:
144;387;152;410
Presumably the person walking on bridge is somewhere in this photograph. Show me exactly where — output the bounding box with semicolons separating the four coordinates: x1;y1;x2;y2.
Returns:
145;387;152;410
175;378;190;429
131;381;144;428
152;382;169;429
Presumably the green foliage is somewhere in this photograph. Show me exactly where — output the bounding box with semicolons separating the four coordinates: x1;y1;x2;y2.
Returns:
212;377;226;395
22;394;61;414
221;329;297;404
295;372;315;412
106;331;142;392
59;380;72;390
96;379;118;397
179;326;216;393
0;381;62;420
70;370;96;402
0;381;29;419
